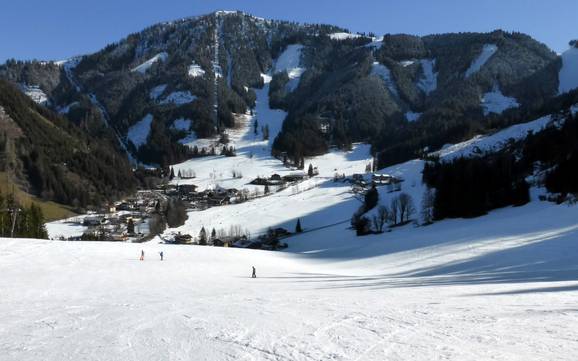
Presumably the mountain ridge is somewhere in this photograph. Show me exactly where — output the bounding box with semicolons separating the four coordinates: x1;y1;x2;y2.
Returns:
0;11;572;169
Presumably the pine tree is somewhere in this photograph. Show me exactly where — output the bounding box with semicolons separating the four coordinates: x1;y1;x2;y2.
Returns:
308;164;314;177
199;227;207;245
169;167;175;180
364;184;379;212
264;184;270;194
211;228;216;240
127;218;135;235
295;218;303;233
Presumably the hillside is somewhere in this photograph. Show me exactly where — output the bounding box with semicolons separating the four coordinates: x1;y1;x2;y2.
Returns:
0;12;568;168
0;79;136;209
28;97;578;360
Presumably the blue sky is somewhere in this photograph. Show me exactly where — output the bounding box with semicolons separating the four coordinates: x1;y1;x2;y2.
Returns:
1;0;576;63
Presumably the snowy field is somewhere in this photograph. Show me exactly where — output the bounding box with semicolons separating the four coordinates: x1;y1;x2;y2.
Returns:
3;198;578;361
31;43;578;359
28;100;578;360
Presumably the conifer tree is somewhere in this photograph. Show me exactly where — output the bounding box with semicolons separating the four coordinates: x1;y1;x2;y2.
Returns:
295;218;303;233
199;227;207;245
127;218;135;235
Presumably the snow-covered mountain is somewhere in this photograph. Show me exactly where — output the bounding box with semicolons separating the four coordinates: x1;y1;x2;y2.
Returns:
0;12;564;167
2;12;578;360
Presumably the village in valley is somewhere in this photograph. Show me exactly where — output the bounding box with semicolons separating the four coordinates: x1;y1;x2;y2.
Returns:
49;154;401;250
46;71;402;250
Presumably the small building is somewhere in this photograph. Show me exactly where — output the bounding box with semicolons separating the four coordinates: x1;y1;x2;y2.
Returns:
174;233;193;244
83;216;105;226
178;184;198;194
372;173;394;185
352;174;364;182
213;238;234;247
283;173;306;182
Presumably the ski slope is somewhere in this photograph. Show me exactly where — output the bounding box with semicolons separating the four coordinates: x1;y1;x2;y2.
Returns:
417;59;437;94
559;46;578;94
465;44;497;78
131;52;168;74
165;107;571;244
274;44;306;92
171;73;293;191
19;88;578;361
127;114;153;149
371;62;399;97
19;84;49;105
481;85;520;115
4;198;578;360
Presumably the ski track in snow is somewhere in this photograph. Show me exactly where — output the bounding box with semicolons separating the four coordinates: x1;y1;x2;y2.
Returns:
417;59;437;94
371;62;399;97
465;44;497;78
559;47;578;94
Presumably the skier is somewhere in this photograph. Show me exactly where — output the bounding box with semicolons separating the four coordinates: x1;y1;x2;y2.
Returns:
251;266;256;278
159;251;164;261
140;250;144;261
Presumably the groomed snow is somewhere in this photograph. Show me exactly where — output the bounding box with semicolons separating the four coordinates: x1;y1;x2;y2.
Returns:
159;91;197;105
171;73;292;190
481;85;520;115
465;44;498;78
371;62;399;97
5;199;578;360
417;59;438;94
558;47;578;94
329;32;361;40
434;114;556;161
274;44;305;92
127;114;153;149
131;52;168;74
45;219;87;239
188;62;206;78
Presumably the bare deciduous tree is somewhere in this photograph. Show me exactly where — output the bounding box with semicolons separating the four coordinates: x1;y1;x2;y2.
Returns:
372;205;389;233
421;188;435;225
390;197;400;225
398;192;415;223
